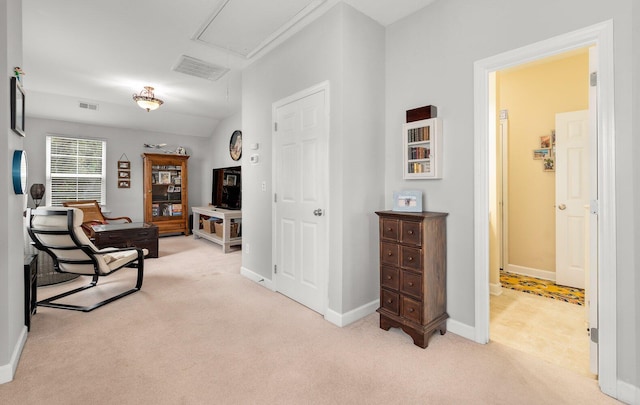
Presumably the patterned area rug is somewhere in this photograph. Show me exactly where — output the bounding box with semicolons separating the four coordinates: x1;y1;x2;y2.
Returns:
499;270;585;306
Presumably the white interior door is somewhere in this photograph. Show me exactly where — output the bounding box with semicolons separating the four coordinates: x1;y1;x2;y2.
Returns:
273;86;328;314
555;110;589;289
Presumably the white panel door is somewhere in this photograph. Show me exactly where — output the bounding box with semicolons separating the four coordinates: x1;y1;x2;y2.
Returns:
273;88;327;314
555;110;589;288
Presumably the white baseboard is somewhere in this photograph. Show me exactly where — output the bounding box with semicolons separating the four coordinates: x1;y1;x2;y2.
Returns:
490;282;503;296
617;379;640;405
324;300;379;327
240;266;275;291
0;326;28;384
446;318;476;342
505;264;555;281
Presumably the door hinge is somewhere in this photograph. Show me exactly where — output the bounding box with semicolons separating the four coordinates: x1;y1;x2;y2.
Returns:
590;327;599;343
590;72;598;87
274;193;277;203
590;199;599;215
274;122;278;131
274;264;277;274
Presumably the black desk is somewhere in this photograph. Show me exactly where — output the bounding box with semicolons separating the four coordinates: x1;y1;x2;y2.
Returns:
24;254;37;330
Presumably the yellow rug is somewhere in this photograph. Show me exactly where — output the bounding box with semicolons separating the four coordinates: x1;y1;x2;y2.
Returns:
499;270;585;306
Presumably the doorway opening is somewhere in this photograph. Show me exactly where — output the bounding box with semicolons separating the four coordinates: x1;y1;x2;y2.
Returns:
473;20;618;397
489;49;593;377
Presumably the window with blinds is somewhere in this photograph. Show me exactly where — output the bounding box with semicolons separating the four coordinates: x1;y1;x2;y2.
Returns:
46;135;106;206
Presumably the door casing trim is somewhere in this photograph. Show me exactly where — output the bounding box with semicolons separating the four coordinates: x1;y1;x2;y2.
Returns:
473;20;616;396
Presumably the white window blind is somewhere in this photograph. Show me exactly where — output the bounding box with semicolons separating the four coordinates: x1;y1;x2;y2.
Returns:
46;135;106;206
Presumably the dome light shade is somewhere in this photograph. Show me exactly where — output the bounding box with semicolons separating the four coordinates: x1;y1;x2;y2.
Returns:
133;86;163;112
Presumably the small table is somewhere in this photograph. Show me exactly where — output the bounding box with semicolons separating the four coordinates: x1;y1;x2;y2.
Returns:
92;222;159;258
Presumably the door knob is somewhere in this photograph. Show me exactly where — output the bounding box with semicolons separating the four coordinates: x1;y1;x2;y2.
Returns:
558;204;567;210
313;209;323;216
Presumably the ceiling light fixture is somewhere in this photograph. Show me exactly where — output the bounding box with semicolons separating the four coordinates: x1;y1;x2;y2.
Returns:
132;86;163;112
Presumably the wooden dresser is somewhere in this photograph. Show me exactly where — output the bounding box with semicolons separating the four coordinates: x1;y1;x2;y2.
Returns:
375;210;448;348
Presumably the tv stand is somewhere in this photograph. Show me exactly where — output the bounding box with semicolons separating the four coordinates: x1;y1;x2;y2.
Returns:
192;206;241;253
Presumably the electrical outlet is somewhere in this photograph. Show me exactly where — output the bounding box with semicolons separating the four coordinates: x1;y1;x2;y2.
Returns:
245;243;250;254
261;181;266;192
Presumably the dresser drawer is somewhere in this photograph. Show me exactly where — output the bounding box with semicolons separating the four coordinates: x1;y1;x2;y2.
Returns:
381;266;399;291
401;271;422;299
381;289;399;315
380;242;400;266
381;218;399;241
401;246;422;271
400;221;422;245
402;296;422;324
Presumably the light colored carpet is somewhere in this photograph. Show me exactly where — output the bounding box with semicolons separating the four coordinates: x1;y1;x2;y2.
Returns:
0;236;619;404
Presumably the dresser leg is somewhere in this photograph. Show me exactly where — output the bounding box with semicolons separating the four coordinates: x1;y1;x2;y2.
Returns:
438;321;447;335
379;315;393;331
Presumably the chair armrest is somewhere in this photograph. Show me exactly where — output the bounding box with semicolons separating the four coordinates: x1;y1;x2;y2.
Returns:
104;216;132;223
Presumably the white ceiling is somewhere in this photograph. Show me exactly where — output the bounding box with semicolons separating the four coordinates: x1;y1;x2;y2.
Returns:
22;0;436;138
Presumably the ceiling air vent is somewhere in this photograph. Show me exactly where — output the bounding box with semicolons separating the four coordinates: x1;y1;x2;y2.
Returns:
78;101;99;111
172;55;229;81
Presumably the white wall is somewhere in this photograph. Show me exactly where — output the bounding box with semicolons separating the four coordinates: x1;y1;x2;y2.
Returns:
24;117;210;222
386;0;636;389
241;3;385;316
201;111;242;206
0;0;26;384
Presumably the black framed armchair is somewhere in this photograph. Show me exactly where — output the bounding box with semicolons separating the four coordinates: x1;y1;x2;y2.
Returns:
26;207;145;312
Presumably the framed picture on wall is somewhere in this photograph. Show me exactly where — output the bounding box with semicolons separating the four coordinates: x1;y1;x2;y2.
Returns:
10;77;25;137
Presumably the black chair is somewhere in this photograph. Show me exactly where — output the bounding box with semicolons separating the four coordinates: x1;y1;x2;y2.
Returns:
26;207;145;312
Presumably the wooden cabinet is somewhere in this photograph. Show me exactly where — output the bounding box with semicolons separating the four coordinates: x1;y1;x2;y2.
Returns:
93;222;159;258
375;210;448;348
403;118;442;179
142;153;189;235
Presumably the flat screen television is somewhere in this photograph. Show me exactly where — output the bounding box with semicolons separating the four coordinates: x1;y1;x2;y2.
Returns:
212;166;241;210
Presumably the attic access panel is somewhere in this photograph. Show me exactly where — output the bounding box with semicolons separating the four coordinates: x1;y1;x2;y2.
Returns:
194;0;326;58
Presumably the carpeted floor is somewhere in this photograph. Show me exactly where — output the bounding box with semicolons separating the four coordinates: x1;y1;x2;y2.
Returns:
0;237;617;404
499;270;585;306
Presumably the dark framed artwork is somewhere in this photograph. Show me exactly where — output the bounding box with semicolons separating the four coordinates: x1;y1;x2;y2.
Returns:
10;77;25;137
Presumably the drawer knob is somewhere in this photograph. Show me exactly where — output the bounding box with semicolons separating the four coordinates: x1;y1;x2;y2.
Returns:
387;299;393;304
408;282;414;286
408;230;414;235
408;308;415;313
386;275;392;280
386;227;392;232
387;251;393;256
407;256;413;261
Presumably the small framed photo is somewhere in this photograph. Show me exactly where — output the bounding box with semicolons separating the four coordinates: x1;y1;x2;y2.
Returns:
167;185;175;192
543;158;555;172
533;148;550;160
174;186;181;193
226;174;237;186
118;180;130;188
540;135;551;149
158;171;171;184
392;190;423;212
174;176;182;185
118;170;130;178
118;161;130;169
10;77;25;137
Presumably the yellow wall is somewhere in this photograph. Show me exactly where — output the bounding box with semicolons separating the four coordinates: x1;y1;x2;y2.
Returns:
494;50;588;275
